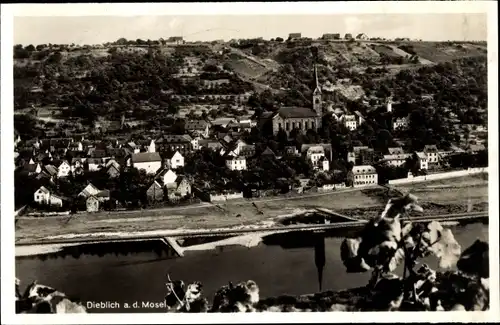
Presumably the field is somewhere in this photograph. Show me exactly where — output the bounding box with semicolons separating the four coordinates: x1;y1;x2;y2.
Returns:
15;175;488;243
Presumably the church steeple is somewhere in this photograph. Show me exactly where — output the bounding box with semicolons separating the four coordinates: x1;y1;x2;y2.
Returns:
313;64;323;117
313;64;321;95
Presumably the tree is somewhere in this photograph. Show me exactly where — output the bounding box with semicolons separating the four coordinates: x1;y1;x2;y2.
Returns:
25;44;36;52
340;194;488;311
275;37;284;42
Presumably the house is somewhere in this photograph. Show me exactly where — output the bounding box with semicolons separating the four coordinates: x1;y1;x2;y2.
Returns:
70;158;86;175
57;160;71;178
423;145;440;165
284;146;299;156
78;183;105;199
288;33;302;40
158;134;193;153
343;115;358;131
146;181;164;202
34;186;51;205
86;196;100;212
388;147;405;155
300;144;333;161
260;147;276;159
304;146;325;168
322;33;341;40
164;151;185;170
226;156;247;171
319;156;330;171
106;164;120;178
130;152;162;174
33;186;67;207
21;162;42;176
198;138;223;151
44;165;59;178
190;136;202;151
239;144;256;158
347;146;369;164
416;152;429;170
87;158;104;171
185;120;210;138
166;176;192;201
220;139;247;157
393;117;408;130
156;168;178;186
466;144;486;154
167;36;184;44
356;33;369;40
349;165;378;187
127;142;141;154
383;153;411;167
344;33;353;40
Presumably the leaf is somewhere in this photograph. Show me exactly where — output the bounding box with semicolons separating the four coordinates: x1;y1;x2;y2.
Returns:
457;240;489;278
421;221;461;269
340;237;371;273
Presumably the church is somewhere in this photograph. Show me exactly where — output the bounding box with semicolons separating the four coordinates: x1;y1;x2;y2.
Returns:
260;65;324;136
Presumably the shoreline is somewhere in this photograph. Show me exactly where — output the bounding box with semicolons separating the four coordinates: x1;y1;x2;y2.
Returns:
15;212;487;257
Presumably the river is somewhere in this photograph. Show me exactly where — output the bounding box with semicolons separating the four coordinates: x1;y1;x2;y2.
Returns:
15;221;488;313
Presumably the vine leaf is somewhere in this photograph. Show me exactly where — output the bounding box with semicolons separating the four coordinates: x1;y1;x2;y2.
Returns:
421;221;461;269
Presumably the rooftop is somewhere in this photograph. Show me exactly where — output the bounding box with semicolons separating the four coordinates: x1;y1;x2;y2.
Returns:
131;152;162;163
278;106;318;119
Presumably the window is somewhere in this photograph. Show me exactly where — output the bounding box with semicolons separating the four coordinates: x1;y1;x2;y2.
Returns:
311;122;315;129
176;159;180;163
286;122;290;131
278;123;282;129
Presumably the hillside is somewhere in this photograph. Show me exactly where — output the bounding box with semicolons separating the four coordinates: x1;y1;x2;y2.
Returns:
13;39;487;140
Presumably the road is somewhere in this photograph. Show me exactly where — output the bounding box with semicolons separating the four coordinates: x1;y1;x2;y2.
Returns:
15;211;488;246
19;186;374;220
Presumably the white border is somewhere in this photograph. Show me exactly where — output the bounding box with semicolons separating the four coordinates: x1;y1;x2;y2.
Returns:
1;2;498;324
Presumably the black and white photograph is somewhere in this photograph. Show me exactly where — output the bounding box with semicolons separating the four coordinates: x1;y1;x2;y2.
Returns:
1;1;498;323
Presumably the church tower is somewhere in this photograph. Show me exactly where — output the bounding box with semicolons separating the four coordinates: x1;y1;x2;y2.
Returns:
312;64;323;117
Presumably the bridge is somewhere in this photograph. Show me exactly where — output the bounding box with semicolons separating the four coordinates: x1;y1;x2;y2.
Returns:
15;211;487;248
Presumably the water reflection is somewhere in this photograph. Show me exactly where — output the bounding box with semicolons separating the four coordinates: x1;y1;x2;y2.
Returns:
17;240;179;261
314;235;326;291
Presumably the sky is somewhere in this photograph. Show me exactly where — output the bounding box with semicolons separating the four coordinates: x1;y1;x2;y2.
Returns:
14;13;487;45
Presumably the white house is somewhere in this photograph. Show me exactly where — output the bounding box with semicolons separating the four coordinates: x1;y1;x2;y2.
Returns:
319;156;330;171
191;136;201;151
156;168;178;186
305;146;326;168
33;186;64;207
226;156;247;171
87;158;103;171
393;117;408;130
423;145;439;165
34;186;51;205
165;151;185;170
57;160;71;178
131;152;163;174
350;165;378;187
416;152;428;170
343;115;358;131
383;153;411;167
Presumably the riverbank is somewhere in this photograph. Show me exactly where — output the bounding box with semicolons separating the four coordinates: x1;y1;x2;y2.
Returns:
15;175;488;244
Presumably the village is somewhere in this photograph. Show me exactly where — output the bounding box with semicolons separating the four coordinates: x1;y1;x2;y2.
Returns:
13;30;488;215
14;90;487;215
